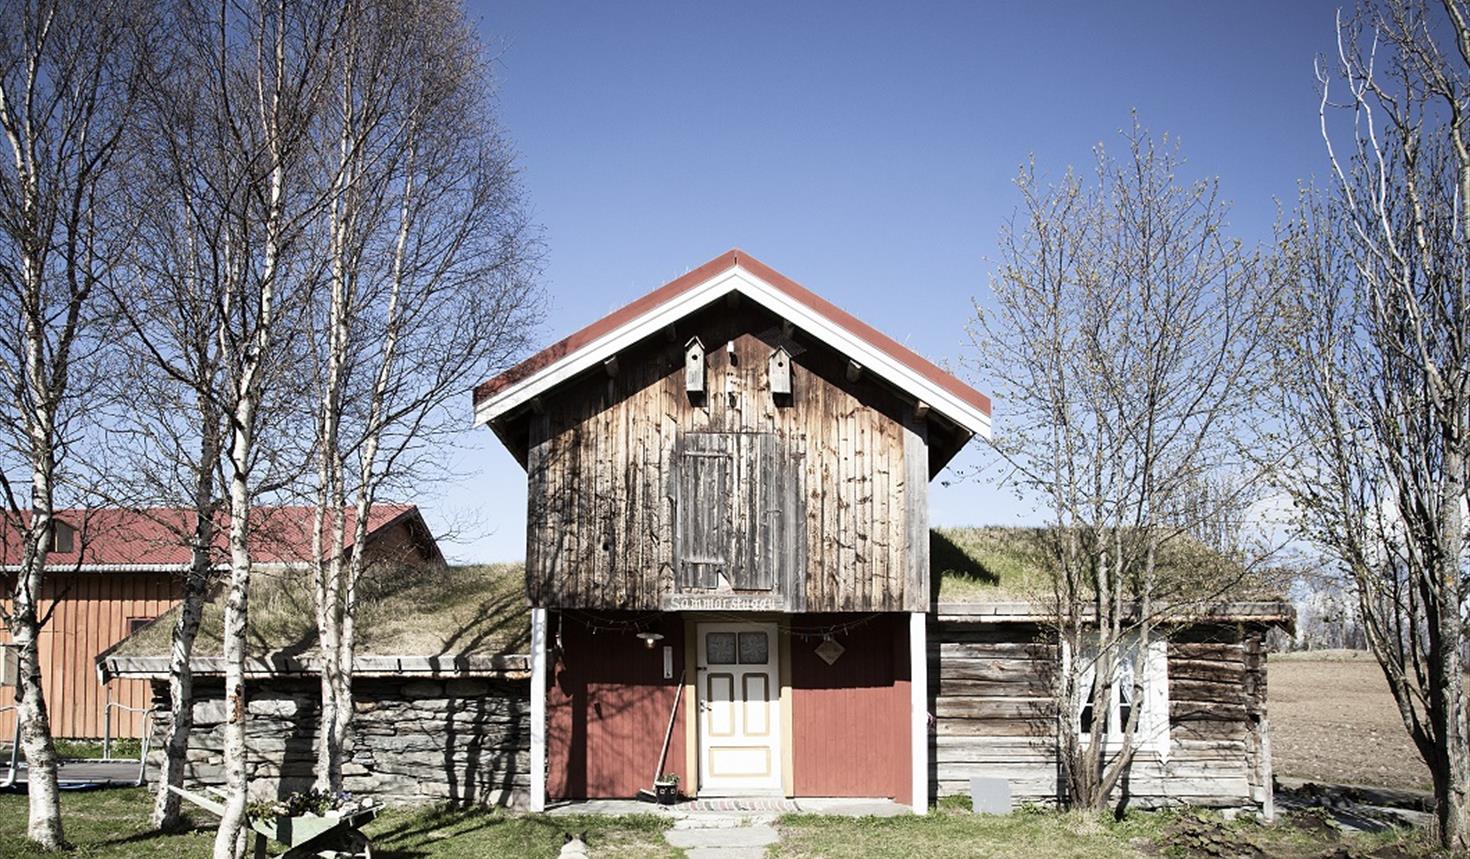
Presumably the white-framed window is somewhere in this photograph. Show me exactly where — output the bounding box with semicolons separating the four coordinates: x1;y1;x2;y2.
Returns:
1069;633;1170;758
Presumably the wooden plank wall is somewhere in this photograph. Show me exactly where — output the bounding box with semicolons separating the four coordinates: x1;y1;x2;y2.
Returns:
1;572;180;740
525;302;927;612
790;613;911;803
929;620;1272;809
545;613;689;800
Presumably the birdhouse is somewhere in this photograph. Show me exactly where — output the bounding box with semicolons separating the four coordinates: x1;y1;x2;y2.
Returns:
684;337;705;394
769;347;792;398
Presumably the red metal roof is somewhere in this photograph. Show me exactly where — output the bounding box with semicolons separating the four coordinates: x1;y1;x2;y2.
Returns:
0;504;425;568
472;249;992;416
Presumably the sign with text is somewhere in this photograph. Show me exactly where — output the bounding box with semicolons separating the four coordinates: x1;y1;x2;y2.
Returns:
662;593;786;612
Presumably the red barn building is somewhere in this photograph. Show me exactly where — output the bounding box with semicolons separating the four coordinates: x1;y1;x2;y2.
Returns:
0;504;440;741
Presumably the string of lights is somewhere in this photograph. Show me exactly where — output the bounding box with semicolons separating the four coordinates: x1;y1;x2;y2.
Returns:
555;607;884;642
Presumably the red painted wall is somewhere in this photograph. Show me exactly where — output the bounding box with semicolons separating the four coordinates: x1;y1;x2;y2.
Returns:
790;613;911;803
547;611;911;802
0;571;181;739
546;612;689;799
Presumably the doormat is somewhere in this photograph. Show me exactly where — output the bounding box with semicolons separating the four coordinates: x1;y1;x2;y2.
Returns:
683;798;799;813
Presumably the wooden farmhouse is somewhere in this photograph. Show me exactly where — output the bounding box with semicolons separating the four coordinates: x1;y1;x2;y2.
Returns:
474;250;1292;813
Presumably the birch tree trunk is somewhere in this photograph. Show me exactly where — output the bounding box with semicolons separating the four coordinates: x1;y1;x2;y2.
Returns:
10;513;63;849
151;429;219;830
1272;4;1470;847
212;145;284;859
305;0;542;794
0;1;145;848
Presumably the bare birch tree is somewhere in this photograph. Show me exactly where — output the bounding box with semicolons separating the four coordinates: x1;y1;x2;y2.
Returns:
1269;2;1470;847
148;3;344;855
104;16;231;827
973;121;1273;811
307;0;541;791
0;0;146;848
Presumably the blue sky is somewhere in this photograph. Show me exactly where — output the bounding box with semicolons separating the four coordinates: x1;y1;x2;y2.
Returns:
432;1;1345;562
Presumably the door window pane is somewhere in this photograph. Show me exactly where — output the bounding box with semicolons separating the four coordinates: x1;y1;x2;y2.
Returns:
706;632;737;664
737;631;769;664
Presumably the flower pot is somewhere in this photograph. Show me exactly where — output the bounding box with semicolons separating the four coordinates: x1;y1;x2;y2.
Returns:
654;782;679;805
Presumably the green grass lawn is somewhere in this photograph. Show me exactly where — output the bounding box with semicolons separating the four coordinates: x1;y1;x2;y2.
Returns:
0;789;676;859
772;800;1442;859
0;740;142;762
773;806;1152;859
0;789;1443;859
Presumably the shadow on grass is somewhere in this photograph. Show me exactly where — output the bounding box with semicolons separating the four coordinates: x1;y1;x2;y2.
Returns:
367;806;669;859
367;806;519;859
928;529;1002;606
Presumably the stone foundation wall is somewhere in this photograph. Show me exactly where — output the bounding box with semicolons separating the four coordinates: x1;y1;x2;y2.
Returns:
152;675;530;807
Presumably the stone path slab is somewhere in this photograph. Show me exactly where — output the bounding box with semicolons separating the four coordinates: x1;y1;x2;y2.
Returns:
665;822;779;858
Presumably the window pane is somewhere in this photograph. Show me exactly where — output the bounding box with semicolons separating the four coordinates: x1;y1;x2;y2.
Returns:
737;632;769;664
1116;656;1136;705
707;632;736;664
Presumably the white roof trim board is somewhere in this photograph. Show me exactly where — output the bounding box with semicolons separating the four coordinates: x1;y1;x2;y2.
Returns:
474;264;993;439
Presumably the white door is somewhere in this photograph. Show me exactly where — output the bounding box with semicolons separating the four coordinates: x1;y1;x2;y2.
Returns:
696;622;782;795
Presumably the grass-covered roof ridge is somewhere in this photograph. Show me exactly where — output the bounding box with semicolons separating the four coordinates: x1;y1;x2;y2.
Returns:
110;562;527;660
110;526;1277;664
932;525;1279;603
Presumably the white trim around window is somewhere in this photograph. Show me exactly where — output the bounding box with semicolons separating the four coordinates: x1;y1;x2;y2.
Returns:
1068;634;1170;760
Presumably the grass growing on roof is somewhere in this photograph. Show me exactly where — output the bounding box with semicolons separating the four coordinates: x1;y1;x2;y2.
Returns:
110;562;528;660
932;526;1054;601
931;526;1279;604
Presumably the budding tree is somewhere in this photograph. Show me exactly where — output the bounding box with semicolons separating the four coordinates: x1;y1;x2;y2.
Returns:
306;0;541;791
1271;1;1470;847
0;0;147;848
973;121;1272;811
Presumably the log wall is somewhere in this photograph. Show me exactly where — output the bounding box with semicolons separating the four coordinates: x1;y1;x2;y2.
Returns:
525;302;930;612
930;620;1273;810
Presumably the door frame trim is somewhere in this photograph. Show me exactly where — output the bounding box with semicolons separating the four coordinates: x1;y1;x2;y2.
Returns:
690;618;787;797
683;616;698;795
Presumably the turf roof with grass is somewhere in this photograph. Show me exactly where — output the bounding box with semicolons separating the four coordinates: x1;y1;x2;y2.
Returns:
109;562;529;661
108;528;1270;663
931;526;1275;603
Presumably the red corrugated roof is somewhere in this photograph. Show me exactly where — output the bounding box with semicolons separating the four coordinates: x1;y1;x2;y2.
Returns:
0;504;422;568
472;249;992;416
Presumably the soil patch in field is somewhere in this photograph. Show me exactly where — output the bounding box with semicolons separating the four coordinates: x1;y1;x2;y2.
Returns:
1268;652;1431;792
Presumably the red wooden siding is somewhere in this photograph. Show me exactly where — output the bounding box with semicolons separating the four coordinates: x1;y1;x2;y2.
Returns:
546;611;912;801
1;572;181;740
546;613;690;799
790;613;911;803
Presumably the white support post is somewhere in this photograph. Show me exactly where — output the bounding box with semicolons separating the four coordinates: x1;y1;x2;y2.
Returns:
529;606;548;813
909;611;928;815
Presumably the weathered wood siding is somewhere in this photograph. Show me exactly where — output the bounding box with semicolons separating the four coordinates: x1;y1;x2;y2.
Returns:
930;620;1273;809
0;571;180;740
525;303;929;612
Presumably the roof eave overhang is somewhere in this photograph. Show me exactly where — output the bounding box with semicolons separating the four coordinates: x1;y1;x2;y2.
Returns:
475;263;993;442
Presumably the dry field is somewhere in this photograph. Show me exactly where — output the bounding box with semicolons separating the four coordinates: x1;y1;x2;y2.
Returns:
1268;650;1432;791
